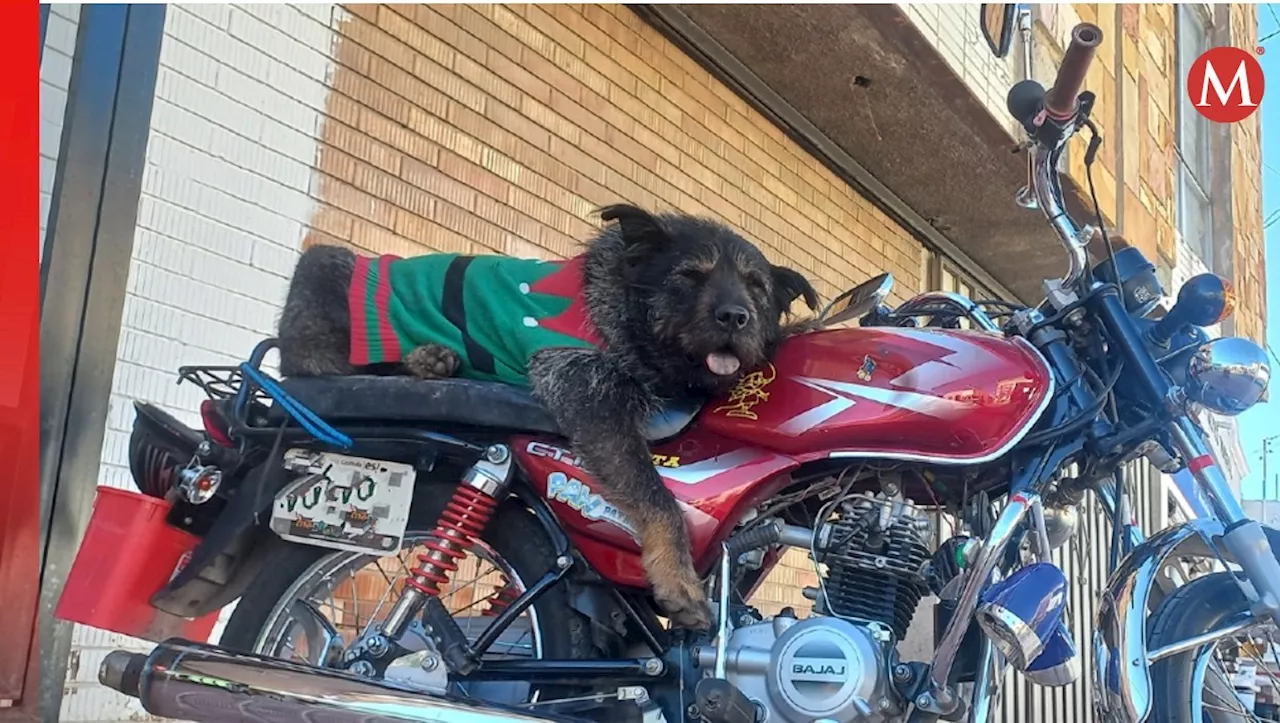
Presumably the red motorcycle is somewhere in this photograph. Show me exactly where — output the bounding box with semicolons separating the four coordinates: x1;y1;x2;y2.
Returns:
65;13;1274;723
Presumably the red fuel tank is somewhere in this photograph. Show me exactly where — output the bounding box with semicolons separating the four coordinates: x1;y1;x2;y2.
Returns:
699;327;1054;464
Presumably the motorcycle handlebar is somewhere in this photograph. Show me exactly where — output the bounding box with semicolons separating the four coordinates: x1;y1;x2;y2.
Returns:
1044;23;1103;121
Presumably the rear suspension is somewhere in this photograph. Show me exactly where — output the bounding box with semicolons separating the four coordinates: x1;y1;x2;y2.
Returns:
345;444;515;673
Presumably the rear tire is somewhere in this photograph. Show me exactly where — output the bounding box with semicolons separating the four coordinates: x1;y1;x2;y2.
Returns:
219;485;595;669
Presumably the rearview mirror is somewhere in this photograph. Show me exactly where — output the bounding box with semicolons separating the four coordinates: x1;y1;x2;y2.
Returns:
981;4;1018;59
819;273;894;327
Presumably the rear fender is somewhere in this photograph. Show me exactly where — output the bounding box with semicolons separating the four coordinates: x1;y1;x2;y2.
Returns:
151;462;293;618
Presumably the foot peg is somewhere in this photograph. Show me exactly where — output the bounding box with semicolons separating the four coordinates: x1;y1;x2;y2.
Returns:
695;678;758;723
423;595;479;675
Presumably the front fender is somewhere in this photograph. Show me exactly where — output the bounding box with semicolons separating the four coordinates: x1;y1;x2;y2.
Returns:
1092;518;1280;722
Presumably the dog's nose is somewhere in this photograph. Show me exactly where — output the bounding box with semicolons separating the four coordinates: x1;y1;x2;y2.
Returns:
715;304;751;330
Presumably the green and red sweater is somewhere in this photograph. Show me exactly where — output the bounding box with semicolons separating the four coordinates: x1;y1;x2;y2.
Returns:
349;253;603;386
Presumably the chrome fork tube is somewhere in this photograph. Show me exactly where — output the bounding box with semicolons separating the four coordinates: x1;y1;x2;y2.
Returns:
1015;6;1039;213
1168;419;1247;526
1018;7;1033;81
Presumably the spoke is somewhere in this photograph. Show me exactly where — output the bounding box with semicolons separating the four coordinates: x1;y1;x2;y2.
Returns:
511;626;533;652
1203;702;1258;720
1204;656;1264;722
281;636;311;665
450;588;504;618
392;548;415;580
1203;692;1262;722
373;557;397;587
445;564;500;601
358;559;403;639
350;571;362;633
490;625;535;657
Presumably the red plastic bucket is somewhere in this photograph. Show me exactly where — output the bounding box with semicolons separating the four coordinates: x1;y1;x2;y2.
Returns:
54;486;220;643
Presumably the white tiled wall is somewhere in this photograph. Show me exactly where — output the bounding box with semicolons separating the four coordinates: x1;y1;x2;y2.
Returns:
59;5;340;720
40;4;80;264
901;3;1022;140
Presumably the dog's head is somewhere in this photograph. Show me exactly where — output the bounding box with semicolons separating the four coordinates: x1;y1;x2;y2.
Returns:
597;204;819;394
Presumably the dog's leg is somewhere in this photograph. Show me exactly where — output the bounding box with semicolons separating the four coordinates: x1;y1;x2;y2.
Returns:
403;344;461;380
529;348;711;630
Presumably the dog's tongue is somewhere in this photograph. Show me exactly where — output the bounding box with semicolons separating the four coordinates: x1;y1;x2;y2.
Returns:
706;352;741;376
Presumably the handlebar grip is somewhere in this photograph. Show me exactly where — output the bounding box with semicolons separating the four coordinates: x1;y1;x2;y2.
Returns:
1044;23;1103;121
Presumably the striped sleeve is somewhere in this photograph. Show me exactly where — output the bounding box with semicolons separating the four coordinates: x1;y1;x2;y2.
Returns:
348;254;404;366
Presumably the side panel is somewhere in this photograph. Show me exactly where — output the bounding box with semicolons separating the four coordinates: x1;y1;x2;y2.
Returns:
700;327;1054;463
513;432;799;588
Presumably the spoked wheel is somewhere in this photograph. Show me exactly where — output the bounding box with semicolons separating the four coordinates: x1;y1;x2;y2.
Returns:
218;499;595;707
257;531;531;664
1149;572;1280;722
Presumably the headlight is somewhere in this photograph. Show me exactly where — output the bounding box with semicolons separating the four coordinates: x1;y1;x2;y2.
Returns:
1185;337;1270;416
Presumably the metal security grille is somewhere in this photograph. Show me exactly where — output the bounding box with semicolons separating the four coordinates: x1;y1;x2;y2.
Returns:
992;461;1161;723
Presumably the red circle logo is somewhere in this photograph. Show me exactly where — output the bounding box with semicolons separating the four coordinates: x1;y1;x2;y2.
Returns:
1186;46;1266;123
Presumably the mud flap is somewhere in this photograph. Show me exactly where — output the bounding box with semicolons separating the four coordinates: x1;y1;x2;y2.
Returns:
151;462;290;619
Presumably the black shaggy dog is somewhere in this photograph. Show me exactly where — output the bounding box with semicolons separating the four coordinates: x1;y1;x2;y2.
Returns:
277;204;818;628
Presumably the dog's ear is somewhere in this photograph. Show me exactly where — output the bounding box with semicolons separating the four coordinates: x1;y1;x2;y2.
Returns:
772;265;820;314
599;204;671;259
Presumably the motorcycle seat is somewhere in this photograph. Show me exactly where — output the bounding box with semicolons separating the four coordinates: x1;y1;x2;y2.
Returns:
268;375;703;442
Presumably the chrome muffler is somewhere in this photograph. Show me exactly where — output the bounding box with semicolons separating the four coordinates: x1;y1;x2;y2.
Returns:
100;639;586;723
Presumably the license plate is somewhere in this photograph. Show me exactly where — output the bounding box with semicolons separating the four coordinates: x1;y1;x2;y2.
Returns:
269;449;416;555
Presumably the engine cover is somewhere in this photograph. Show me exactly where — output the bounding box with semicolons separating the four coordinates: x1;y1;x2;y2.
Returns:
706;615;895;723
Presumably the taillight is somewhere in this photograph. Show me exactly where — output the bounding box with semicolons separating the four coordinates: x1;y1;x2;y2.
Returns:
199;400;234;447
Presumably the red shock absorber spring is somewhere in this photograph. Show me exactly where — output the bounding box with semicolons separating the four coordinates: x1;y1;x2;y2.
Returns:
405;486;499;597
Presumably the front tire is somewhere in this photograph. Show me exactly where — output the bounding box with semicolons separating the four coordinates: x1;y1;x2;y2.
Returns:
1147;571;1266;722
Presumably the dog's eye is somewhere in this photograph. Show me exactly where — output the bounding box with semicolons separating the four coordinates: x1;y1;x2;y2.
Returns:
745;274;769;294
678;268;705;283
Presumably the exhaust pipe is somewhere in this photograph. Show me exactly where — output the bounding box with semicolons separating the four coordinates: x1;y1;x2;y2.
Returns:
100;639;589;723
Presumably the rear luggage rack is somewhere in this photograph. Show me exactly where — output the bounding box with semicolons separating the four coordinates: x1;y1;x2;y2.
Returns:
174;338;484;457
176;338;278;406
176;339;353;450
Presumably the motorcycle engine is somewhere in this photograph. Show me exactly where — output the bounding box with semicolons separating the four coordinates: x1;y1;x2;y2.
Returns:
814;493;933;640
701;492;933;723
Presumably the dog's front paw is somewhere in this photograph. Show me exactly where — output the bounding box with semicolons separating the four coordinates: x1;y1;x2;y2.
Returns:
653;571;712;630
404;344;461;379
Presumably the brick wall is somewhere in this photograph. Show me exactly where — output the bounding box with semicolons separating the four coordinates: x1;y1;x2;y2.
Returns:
1226;5;1265;344
310;4;926;305
55;5;1265;720
59;5;340;719
48;4;1266;721
903;3;1022;141
40;4;80;264
310;2;925;620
